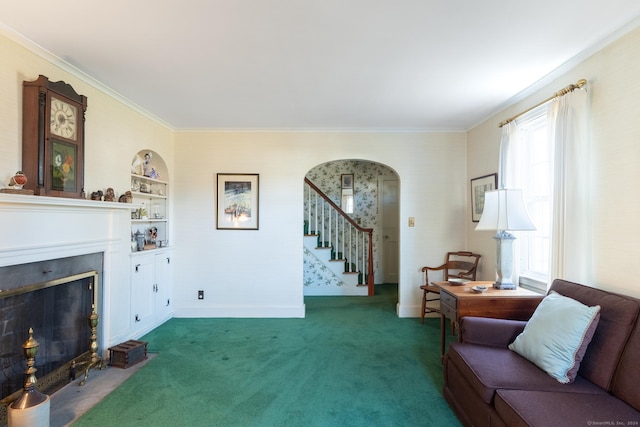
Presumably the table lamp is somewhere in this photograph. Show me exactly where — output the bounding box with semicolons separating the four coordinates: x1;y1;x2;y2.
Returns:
475;189;536;289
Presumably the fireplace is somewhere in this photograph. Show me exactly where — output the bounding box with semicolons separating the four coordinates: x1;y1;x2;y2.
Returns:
0;254;103;424
0;193;134;426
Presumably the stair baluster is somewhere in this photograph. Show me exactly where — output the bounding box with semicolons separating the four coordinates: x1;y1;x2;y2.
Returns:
307;187;311;233
304;178;374;295
321;198;325;246
360;233;365;281
328;205;332;253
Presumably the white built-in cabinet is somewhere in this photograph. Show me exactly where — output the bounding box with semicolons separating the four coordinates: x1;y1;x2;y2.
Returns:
130;249;173;337
128;150;173;338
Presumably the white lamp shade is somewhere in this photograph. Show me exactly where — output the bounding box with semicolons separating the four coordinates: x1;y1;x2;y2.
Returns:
475;189;536;231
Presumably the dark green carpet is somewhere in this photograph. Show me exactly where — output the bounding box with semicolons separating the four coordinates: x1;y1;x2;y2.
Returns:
74;285;461;426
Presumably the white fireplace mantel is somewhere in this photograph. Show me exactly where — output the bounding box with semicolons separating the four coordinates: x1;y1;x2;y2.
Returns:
0;192;135;209
0;193;133;267
1;191;137;351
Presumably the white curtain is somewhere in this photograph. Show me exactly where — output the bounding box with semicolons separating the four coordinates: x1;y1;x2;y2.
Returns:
497;120;521;283
549;87;591;283
498;121;518;189
498;85;590;286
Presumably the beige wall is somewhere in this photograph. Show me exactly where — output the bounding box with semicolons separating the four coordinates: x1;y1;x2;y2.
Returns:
172;131;468;317
467;25;640;298
0;32;175;196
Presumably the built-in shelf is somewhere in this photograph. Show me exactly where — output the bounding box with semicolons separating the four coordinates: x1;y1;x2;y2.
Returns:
132;218;168;223
129;152;169;252
131;191;166;200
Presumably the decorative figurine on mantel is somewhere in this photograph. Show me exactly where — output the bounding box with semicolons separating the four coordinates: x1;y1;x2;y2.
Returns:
8;171;28;188
118;191;133;203
103;188;115;202
90;190;103;201
0;171;34;195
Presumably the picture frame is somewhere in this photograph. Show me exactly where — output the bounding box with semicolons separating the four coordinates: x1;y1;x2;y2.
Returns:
216;173;259;230
341;174;353;189
470;173;498;222
341;174;354;214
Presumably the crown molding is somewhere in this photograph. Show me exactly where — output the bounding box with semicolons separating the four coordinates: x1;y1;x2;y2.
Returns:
0;23;175;132
467;14;640;132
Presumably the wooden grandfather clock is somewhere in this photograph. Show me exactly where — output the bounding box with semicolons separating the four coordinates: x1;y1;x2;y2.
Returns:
22;75;87;198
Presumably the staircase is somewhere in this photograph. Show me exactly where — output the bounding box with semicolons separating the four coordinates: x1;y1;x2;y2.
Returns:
303;178;374;296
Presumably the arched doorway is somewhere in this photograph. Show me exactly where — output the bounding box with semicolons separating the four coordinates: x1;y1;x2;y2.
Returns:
303;159;400;298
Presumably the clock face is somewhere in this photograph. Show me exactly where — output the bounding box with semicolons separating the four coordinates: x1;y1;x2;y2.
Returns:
50;96;77;140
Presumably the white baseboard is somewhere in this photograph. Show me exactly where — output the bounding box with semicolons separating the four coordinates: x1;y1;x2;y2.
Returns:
173;304;306;318
396;303;440;319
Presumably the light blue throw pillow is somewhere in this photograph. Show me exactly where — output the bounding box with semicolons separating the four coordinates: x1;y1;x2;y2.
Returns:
508;291;601;384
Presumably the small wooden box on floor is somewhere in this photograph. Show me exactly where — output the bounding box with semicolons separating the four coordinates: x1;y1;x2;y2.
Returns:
108;340;148;368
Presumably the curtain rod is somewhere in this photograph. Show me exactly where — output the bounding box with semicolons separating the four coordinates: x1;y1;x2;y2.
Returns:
498;78;587;128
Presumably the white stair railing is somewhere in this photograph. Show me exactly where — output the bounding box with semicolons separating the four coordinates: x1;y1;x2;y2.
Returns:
304;178;374;294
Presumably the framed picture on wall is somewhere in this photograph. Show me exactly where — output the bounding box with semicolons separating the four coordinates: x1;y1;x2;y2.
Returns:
341;174;354;214
341;174;353;189
470;173;498;222
216;173;259;230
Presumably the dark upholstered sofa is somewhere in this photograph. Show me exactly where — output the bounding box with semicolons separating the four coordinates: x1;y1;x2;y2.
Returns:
443;279;640;427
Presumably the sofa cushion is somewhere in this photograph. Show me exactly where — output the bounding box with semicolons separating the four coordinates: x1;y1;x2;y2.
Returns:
460;317;527;348
446;342;605;404
508;291;600;383
443;361;494;427
550;279;640;390
612;322;640;411
495;389;640;427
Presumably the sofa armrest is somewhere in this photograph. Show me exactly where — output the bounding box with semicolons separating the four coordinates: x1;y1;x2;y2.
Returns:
459;316;527;347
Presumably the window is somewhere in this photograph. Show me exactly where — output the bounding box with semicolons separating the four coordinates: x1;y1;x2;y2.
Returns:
514;111;552;291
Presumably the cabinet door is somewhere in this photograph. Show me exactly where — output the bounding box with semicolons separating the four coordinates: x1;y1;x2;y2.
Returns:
154;253;172;319
131;256;154;329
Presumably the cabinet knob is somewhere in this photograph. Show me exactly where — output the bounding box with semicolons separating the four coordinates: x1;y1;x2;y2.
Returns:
135;314;140;322
135;264;141;272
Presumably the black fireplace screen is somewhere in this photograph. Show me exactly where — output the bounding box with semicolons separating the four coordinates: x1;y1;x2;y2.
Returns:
0;254;102;402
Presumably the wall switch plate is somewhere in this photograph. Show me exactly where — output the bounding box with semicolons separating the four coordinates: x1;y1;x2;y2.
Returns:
408;217;415;227
198;290;204;300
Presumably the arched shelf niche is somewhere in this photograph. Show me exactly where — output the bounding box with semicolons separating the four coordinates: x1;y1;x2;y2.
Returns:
130;150;170;251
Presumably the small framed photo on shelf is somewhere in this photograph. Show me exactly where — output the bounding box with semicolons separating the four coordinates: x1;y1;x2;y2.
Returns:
470;173;498;222
216;173;259;230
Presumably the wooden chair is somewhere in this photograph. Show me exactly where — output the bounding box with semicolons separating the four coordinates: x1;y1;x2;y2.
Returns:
420;251;482;324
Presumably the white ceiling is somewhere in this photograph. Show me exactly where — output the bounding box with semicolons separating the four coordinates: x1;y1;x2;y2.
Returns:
2;1;640;131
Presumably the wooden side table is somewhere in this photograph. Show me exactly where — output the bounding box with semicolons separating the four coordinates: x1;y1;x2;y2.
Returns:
433;281;544;357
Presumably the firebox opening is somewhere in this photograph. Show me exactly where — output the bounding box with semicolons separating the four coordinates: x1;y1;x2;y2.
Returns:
0;253;103;425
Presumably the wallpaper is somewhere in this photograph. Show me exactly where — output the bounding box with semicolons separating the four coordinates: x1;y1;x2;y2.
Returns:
303;246;345;289
303;160;397;293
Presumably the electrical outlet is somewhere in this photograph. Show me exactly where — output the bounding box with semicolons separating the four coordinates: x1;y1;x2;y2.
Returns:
198;290;204;300
408;217;415;227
